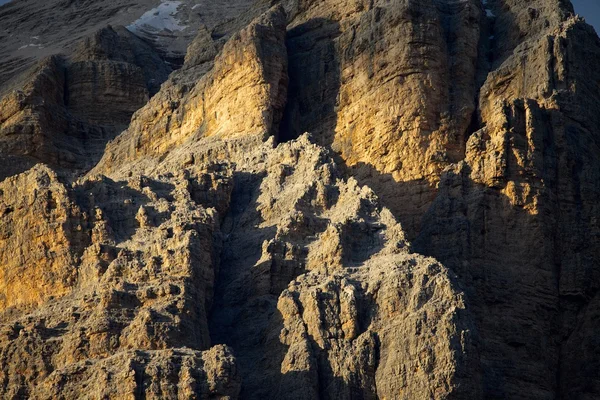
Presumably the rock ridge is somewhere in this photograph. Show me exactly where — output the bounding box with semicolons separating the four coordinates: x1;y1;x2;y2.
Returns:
0;0;599;399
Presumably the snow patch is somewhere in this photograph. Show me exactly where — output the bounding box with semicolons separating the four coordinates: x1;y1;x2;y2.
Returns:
127;1;187;33
18;44;44;50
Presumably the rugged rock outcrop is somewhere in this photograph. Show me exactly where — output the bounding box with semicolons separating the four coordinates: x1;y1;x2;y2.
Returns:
92;5;289;177
0;26;170;180
414;9;600;397
0;0;600;399
0;0;264;87
278;0;484;237
201;135;478;399
0;160;239;398
0;166;85;312
29;346;240;399
0;131;475;399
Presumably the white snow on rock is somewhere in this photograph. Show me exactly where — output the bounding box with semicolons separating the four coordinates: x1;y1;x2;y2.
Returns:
127;1;187;33
18;44;44;50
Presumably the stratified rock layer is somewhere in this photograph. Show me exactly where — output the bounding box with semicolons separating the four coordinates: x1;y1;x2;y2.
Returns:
0;26;171;180
93;5;289;177
0;0;600;399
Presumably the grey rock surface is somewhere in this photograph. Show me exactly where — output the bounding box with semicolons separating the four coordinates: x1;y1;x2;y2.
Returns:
0;0;599;399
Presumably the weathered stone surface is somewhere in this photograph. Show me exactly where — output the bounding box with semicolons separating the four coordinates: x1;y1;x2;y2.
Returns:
0;161;236;398
1;0;600;399
0;165;85;312
71;25;172;97
0;130;475;399
29;346;240;400
413;5;600;398
93;5;289;177
277;0;484;238
194;135;477;399
0;0;264;88
276;256;476;400
0;26;171;180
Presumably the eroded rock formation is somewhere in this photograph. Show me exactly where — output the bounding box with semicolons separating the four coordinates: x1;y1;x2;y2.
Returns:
0;26;170;180
0;159;239;397
0;0;599;398
92;5;289;177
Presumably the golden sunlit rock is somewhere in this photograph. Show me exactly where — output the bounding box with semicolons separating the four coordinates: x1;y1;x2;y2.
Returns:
0;0;599;398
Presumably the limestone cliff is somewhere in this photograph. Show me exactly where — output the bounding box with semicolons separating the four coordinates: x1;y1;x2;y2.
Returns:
0;26;170;180
0;0;599;399
92;5;289;177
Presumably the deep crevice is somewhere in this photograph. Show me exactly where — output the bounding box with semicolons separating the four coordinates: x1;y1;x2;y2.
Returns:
278;18;342;144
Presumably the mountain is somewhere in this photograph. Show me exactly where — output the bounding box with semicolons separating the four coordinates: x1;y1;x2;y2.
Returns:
0;0;599;398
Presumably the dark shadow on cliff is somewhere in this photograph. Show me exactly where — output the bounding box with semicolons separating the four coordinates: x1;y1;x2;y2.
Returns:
278;18;341;143
301;140;563;397
230;288;379;399
277;15;439;242
207;170;279;394
273;8;573;396
207;166;351;398
410;164;564;398
208;164;389;399
335;159;562;397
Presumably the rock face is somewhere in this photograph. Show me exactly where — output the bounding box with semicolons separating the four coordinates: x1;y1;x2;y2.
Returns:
0;0;265;87
1;0;600;399
279;0;483;236
0;160;239;398
0;166;85;312
415;9;600;398
0;0;273;180
0;26;170;180
92;5;289;177
203;135;478;399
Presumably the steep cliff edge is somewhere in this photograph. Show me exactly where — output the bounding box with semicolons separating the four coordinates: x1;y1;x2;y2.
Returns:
0;6;477;399
0;26;171;180
92;5;289;178
0;0;599;399
416;3;600;398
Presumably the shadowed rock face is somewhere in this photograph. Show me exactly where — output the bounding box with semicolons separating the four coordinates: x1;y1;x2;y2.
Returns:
422;14;600;398
0;26;171;180
0;0;263;88
278;0;483;239
1;0;600;399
